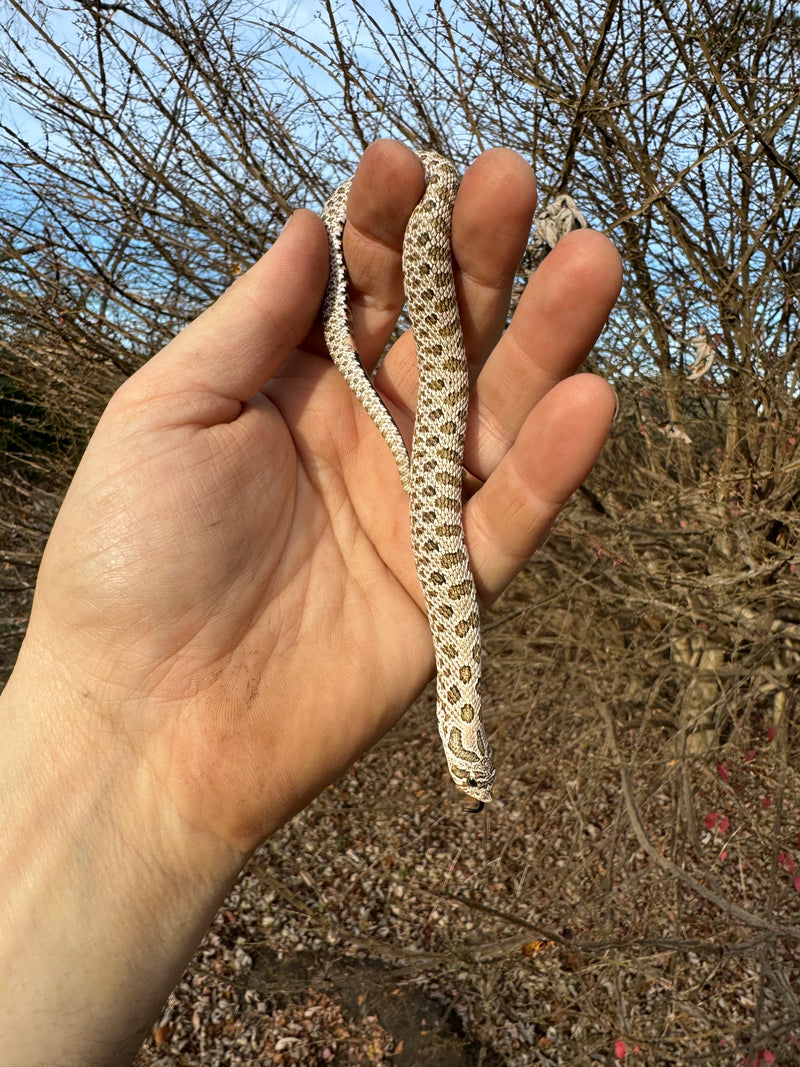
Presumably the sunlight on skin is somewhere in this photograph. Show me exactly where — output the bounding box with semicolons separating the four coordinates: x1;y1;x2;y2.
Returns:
0;141;621;1066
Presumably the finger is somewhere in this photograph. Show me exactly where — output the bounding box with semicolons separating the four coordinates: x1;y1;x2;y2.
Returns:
374;148;538;415
450;147;538;367
466;372;616;602
333;140;426;372
133;209;329;405
466;229;622;480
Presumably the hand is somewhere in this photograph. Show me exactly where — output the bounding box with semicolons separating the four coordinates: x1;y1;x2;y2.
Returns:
0;140;621;1065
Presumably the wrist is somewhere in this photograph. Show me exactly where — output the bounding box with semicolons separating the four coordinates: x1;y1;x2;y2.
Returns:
0;638;246;1066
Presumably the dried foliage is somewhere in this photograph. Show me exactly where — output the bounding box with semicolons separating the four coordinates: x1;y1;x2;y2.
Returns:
2;0;800;1062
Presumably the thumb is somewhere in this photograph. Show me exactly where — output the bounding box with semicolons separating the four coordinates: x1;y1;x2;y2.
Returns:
139;209;330;403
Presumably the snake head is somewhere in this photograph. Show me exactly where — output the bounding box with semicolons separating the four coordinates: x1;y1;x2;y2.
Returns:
455;764;495;810
442;728;495;809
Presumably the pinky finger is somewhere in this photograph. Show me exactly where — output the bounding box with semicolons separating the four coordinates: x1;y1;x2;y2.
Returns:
466;373;616;604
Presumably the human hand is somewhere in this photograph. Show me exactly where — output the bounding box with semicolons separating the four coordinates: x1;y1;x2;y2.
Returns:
0;140;620;1065
19;140;620;854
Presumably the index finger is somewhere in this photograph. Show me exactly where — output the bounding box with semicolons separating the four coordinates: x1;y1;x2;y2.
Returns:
373;147;538;418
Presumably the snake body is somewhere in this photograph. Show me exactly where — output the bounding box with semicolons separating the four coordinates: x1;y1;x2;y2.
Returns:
321;151;495;807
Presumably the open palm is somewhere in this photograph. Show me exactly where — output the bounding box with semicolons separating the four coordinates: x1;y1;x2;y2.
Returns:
26;141;620;858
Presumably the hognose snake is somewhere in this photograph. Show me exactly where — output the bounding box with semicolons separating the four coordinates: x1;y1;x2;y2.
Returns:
321;151;495;808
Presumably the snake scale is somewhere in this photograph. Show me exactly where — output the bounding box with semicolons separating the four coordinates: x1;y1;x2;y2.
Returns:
321;151;495;808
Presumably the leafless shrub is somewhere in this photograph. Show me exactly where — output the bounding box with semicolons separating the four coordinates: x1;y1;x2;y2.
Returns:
2;0;800;1060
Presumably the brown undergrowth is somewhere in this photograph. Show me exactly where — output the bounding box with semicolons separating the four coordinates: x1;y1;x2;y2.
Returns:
130;456;799;1065
3;402;800;1064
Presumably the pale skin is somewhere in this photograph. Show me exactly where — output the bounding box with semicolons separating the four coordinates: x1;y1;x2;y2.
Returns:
0;141;621;1066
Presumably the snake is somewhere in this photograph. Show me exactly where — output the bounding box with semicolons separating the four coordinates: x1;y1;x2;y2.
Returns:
321;151;495;809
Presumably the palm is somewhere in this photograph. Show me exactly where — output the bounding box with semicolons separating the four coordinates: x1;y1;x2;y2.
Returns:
28;142;620;852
